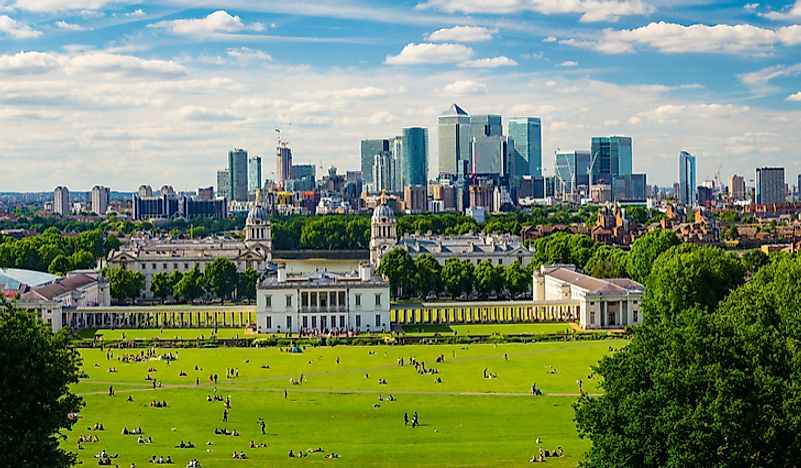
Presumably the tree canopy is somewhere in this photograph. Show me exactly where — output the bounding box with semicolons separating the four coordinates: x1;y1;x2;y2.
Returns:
626;228;681;283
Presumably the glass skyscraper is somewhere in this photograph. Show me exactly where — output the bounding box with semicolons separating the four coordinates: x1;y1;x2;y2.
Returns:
508;117;542;180
555;150;591;194
247;156;262;192
228;148;248;202
591;136;632;182
678;150;697;206
360;139;390;186
402;127;428;187
438;104;470;179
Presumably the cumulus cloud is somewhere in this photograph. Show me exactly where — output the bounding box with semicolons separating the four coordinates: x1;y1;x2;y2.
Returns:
788;91;801;101
426;25;495;42
739;62;801;93
416;0;653;22
0;51;61;73
226;47;273;62
443;79;486;94
0;51;185;78
559;60;578;67
761;0;801;20
13;0;112;12
385;42;473;64
55;21;86;31
0;14;41;39
303;86;407;99
125;9;145;17
151;10;265;36
542;36;557;42
459;56;517;68
562;21;801;55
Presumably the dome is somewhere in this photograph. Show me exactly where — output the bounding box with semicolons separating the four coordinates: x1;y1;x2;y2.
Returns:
247;205;270;223
372;203;394;221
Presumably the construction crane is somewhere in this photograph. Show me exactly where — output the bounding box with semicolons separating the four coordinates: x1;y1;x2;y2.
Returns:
587;151;601;193
714;161;723;194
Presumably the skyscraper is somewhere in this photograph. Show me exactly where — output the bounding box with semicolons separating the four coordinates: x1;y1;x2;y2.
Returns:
360;139;390;187
91;185;110;215
678;151;697;206
248;156;262;192
276;142;292;191
401;127;429;188
228;148;248;201
470;114;502;138
372;152;394;193
591;136;632;183
53;186;69;216
438;104;470;179
728;174;745;201
555;151;591;194
216;169;229;199
755;167;785;204
508;117;542;181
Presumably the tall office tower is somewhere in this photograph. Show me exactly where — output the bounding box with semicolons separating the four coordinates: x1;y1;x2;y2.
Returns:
53;186;70;216
248;156;262;192
390;136;404;191
137;185;153;198
216;170;230;199
471;134;507;176
728;174;746;201
289;164;317;191
555;151;591;195
228;148;248;201
275;142;292;191
372;151;394;193
508;117;543;181
590;136;633;184
438;103;471;179
470;114;502;138
678;151;697;206
755;167;786;204
401;127;428;188
91;185;110;215
360;139;390;187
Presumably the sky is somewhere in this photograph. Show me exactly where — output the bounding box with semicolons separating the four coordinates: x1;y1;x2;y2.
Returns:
1;0;800;192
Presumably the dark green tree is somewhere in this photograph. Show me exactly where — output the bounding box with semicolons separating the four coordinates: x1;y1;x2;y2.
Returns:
413;254;441;299
237;267;260;303
105;267;144;304
47;254;72;276
0;300;84;467
740;249;769;275
376;248;415;298
584;245;628;278
173;265;204;304
442;258;473;299
626;228;681;283
150;272;172;304
504;260;529;298
474;260;502;298
203;257;238;304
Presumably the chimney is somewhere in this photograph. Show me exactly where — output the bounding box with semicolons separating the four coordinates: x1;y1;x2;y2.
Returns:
277;267;287;283
359;264;372;281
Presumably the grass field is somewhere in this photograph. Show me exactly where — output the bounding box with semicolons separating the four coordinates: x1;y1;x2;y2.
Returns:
67;340;624;467
401;323;576;336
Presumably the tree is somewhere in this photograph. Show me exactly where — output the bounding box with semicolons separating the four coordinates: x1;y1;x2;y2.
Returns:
413;254;441;299
584;245;627;279
574;249;799;468
173;265;204;304
47;255;72;276
504;260;529;299
474;260;502;298
105;268;144;304
741;249;769;275
626;228;681;283
0;300;83;467
237;268;259;303
150;272;172;304
442;258;473;299
68;250;95;269
376;248;415;298
204;257;238;304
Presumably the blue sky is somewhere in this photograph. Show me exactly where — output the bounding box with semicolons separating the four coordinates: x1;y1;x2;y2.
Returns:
1;0;800;191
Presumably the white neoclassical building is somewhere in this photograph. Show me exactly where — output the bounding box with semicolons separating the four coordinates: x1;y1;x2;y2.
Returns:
533;265;644;330
369;201;532;268
255;265;390;334
106;203;272;300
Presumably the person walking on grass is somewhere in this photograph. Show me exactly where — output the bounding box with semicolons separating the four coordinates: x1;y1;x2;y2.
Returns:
223;409;228;423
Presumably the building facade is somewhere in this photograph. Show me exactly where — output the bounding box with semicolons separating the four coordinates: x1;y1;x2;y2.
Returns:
679;151;697;206
20;270;111;332
508;117;543;180
555;150;590;195
216;170;229;200
248;156;262;192
438;104;471;179
53;186;70;216
255;265;390;333
228;149;248;201
756;167;786;204
591;136;632;184
401;127;428;188
729;174;746;201
91;185;110;215
276;142;292;191
360;139;390;187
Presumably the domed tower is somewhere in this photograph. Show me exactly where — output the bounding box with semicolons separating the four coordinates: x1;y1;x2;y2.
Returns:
245;191;272;260
370;199;397;267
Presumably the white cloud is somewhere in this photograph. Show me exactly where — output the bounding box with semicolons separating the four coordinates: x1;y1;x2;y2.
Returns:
416;0;653;22
739;62;801;94
125;9;145;17
559;60;578;67
426;25;495;42
0;51;61;73
13;0;112;12
66;52;185;77
0;14;41;39
385;42;473;65
543;36;557;42
443;79;486;94
175;105;244;121
761;0;801;20
55;21;86;31
788;91;801;101
0;107;60;120
744;3;760;12
151;10;265;36
303;86;407;99
563;21;801;55
226;47;273;62
629;103;748;124
459;56;518;68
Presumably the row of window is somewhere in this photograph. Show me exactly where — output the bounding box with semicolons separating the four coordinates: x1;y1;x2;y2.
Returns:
137;261;256;271
264;293;382;309
588;310;639;325
264;313;383;329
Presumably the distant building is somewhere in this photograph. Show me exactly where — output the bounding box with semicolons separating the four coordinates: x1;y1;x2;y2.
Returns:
697;186;714;207
248;156;262;192
275;143;292;191
729;174;746;201
19;270;110;332
137;185;153;198
255;265;390;334
403;185;427;213
216;170;229;200
53;186;70;216
678;151;697;206
401;127;428;188
159;185;174;197
228;149;248;201
612;173;647;201
591;136;632;183
196;186;214;201
508;117;542;181
289;164;316;192
360;139;390;187
555;151;590;195
438;104;471;179
132;193;179;220
91;185;110;215
372;151;395;194
756;167;786;204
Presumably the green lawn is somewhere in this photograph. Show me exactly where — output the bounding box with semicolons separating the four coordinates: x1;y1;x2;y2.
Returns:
402;323;576;336
67;341;624;467
78;328;253;340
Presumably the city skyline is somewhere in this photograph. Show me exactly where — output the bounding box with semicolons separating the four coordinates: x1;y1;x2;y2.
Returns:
1;0;801;191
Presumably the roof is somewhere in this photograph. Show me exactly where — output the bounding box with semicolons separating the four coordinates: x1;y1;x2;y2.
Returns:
0;268;59;291
372;203;394;220
544;267;644;295
21;273;99;302
260;270;386;288
396;234;530;257
441;103;468;116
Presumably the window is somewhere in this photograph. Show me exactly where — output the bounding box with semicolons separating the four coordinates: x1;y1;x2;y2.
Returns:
331;315;336;327
375;293;381;306
163;263;167;269
375;314;381;327
590;301;595;305
286;295;292;307
184;263;189;269
266;317;271;329
265;295;272;308
152;263;156;270
355;294;361;306
355;315;361;327
301;292;308;307
590;311;596;324
609;311;616;326
497;259;502;265
173;263;177;269
286;316;292;330
312;316;317;328
302;316;308;328
339;315;345;328
321;316;327;329
633;311;639;322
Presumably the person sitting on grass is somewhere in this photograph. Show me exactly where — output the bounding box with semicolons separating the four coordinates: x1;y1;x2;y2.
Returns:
288;449;295;457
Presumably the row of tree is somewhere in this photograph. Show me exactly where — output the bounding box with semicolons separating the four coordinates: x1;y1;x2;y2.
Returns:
0;228;120;274
104;257;259;305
